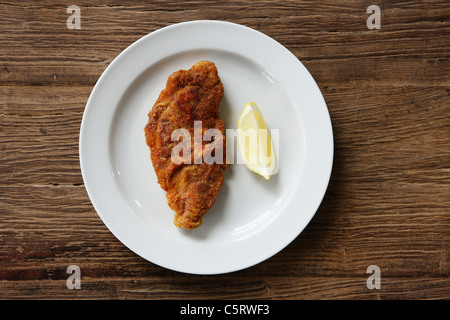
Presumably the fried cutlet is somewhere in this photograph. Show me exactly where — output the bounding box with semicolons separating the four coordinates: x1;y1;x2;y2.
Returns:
144;61;227;230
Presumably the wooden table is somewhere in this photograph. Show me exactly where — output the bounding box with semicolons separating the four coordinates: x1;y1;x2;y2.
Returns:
1;0;449;300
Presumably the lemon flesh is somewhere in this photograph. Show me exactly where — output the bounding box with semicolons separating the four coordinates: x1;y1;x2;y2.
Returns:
237;102;276;180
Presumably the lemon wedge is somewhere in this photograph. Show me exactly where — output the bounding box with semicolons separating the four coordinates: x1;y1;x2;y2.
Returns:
237;102;276;180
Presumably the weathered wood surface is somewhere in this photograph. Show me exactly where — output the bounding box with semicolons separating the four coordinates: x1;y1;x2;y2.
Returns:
0;0;449;299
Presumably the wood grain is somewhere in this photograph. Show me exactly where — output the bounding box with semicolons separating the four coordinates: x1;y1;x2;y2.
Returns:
0;0;449;300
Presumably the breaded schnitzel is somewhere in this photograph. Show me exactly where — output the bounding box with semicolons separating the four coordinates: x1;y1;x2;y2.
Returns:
144;61;227;230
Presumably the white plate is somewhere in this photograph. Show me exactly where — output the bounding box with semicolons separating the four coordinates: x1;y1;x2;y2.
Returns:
79;20;333;275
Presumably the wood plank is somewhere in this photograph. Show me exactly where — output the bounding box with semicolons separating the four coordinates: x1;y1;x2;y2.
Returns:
0;184;447;278
1;85;448;184
0;276;448;299
0;1;448;86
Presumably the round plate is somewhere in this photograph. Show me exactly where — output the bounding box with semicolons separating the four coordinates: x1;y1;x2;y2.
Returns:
79;20;333;275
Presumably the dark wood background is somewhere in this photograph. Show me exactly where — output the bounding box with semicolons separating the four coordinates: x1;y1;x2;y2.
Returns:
0;0;449;300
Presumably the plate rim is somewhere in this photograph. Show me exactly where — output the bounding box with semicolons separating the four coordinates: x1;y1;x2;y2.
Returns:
79;20;334;275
